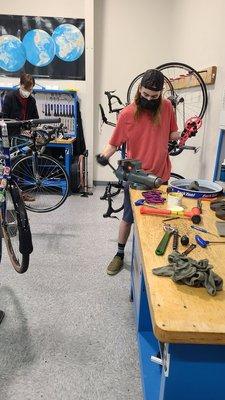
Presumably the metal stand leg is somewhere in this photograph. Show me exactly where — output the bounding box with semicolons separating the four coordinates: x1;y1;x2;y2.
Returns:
0;310;5;324
80;150;93;197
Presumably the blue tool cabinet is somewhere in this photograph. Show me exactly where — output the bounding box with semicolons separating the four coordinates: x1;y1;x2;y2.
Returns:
0;85;78;178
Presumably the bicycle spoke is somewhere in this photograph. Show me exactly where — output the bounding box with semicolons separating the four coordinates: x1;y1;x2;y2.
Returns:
12;155;69;212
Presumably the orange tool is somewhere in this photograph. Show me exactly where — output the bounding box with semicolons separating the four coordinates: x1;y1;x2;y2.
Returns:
140;205;201;224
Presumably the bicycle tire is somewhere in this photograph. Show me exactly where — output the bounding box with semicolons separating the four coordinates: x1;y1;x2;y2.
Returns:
70;157;80;193
157;63;207;156
1;184;32;273
12;154;70;213
156;62;208;121
0;230;2;263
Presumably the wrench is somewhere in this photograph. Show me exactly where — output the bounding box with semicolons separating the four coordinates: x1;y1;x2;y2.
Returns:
155;224;175;256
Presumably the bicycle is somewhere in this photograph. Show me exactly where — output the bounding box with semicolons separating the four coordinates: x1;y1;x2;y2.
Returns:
0;118;33;274
11;118;70;213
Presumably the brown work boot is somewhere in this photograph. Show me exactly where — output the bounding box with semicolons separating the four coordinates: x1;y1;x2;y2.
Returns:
107;255;123;275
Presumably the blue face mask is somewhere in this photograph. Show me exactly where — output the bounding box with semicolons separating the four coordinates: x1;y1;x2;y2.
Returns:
139;96;161;111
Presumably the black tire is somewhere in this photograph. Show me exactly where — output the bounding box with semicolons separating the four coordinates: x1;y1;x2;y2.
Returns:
1;184;32;273
0;232;2;263
70;158;80;193
170;172;185;180
12;154;70;213
127;62;208;156
167;172;185;187
156;62;208;121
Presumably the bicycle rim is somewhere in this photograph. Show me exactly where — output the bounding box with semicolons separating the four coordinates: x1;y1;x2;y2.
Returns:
0;229;2;263
127;72;174;105
156;62;208;131
1;187;30;273
12;155;69;213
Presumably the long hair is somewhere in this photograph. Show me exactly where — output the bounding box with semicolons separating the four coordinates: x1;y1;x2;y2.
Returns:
134;87;162;125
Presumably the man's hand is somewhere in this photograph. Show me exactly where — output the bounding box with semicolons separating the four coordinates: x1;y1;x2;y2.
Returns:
170;131;180;141
96;154;109;166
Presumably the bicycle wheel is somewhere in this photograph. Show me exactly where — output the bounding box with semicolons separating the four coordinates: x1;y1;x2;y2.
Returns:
127;72;174;105
156;62;208;132
0;184;32;273
12;154;69;213
127;63;207;131
0;229;2;263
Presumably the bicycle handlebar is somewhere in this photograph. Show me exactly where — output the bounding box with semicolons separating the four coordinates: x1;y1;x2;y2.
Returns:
104;90;124;113
4;117;61;127
104;91;123;105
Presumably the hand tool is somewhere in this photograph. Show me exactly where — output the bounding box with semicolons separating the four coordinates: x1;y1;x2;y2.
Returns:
181;243;196;255
162;216;181;222
191;225;218;237
140;204;201;223
134;198;145;206
172;229;179;251
181;235;189;246
195;234;225;248
155;224;175;256
134;198;160;207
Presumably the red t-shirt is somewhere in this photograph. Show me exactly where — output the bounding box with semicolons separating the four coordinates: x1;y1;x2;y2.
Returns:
109;100;178;181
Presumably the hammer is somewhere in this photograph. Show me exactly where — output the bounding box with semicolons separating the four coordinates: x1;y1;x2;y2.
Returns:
140;204;201;224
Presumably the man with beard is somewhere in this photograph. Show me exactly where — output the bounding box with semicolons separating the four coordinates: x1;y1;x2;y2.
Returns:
98;69;179;275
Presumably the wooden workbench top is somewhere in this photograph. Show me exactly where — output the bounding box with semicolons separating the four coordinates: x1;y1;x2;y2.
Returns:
130;188;225;344
50;137;76;144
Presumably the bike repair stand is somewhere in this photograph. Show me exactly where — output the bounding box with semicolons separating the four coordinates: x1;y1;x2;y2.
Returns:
80;150;93;197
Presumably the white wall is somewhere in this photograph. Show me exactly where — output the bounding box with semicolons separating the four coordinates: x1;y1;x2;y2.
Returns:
0;0;94;184
94;0;174;182
163;0;225;180
94;0;225;183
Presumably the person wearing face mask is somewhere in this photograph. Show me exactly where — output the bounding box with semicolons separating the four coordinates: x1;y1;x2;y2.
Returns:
2;72;39;132
2;72;39;201
97;69;180;276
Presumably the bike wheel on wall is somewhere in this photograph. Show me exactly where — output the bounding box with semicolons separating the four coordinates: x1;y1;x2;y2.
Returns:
127;62;208;133
156;62;208;132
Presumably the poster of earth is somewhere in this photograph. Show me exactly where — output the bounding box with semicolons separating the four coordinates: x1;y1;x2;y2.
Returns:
0;14;85;80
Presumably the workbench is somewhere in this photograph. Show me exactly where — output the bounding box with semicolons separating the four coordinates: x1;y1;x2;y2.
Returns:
130;188;225;400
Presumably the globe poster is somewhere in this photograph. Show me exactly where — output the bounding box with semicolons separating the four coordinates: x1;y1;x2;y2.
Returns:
0;14;85;80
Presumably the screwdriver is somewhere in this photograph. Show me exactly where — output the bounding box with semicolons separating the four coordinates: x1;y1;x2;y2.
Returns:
195;234;225;248
191;225;218;237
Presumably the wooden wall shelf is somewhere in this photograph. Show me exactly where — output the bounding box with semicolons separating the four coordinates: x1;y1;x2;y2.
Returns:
169;66;217;90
